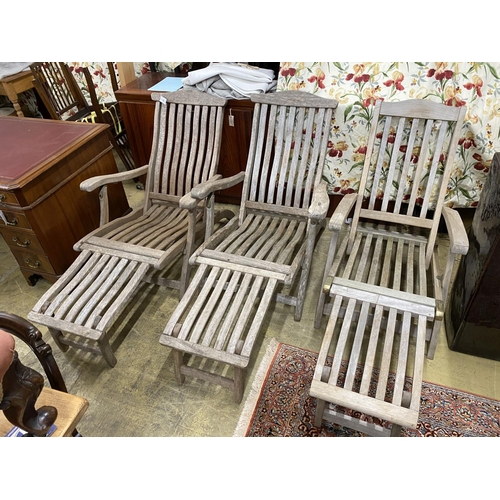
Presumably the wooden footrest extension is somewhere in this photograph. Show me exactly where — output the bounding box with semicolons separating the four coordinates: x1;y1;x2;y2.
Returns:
160;264;279;402
310;290;429;436
28;250;150;367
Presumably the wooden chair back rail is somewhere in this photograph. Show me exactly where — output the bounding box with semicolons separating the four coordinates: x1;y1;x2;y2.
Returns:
107;63;120;93
147;96;225;198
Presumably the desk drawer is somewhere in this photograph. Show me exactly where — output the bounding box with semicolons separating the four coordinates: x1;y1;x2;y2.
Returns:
11;248;55;275
0;191;20;206
0;209;32;230
0;227;44;253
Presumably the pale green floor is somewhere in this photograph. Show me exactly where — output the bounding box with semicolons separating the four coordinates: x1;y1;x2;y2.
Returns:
2;175;500;437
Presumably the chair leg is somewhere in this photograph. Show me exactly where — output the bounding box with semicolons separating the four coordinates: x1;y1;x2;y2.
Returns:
390;424;403;437
234;367;246;404
314;398;326;428
48;327;69;352
426;318;441;360
294;223;320;321
314;231;341;329
172;349;185;385
97;339;117;368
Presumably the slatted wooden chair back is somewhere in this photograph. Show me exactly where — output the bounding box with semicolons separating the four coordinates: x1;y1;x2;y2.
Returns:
30;62;89;120
349;99;466;267
144;90;227;207
240;90;337;221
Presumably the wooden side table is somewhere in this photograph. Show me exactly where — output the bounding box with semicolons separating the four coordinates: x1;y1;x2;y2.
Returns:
0;116;130;286
115;72;255;204
0;70;35;117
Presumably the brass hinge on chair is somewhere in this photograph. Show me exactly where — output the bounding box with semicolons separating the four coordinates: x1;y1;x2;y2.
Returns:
435;299;444;321
323;277;334;295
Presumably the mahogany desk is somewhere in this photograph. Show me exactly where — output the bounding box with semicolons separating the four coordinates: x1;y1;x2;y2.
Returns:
0;70;35;117
115;72;255;204
0;116;130;286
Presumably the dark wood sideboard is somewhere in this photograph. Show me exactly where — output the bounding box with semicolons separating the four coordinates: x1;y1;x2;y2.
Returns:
115;72;255;204
445;152;500;360
0;116;129;286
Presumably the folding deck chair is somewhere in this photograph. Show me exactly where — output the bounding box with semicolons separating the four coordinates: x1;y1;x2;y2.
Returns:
29;89;236;367
311;99;469;436
160;90;338;402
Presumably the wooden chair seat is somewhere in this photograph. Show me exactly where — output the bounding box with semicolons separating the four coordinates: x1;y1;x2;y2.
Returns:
193;214;308;281
29;89;234;367
77;204;204;267
160;90;339;401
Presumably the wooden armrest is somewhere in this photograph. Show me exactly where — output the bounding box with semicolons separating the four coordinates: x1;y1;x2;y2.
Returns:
80;165;149;192
308;181;330;221
442;206;469;255
191;171;245;200
328;193;357;231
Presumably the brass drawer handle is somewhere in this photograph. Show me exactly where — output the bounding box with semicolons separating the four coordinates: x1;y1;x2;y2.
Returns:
0;210;18;226
12;236;30;248
5;216;18;226
24;258;41;269
0;194;5;202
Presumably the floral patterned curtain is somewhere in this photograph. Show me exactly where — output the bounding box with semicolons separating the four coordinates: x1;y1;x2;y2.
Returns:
278;62;500;208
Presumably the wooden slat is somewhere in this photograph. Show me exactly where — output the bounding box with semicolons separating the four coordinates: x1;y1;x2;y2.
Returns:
177;104;193;194
310;379;419;429
369;115;392;210
213;273;255;351
276;105;297;205
163;335;249;368
419;120;448;219
202;269;241;347
51;254;115;320
95;262;150;333
330;279;435;316
192;105;208;186
227;276;265;354
200;249;292;276
84;260;142;329
286;107;310;206
266;104;287;205
178;266;223;342
359;209;434;229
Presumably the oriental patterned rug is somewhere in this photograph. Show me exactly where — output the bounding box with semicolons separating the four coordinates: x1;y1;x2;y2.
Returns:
234;340;500;437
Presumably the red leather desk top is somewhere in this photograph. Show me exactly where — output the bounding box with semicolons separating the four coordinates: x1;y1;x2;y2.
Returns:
0;116;105;187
